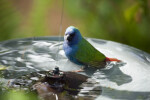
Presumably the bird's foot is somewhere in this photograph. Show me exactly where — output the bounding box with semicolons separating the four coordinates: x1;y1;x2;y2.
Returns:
71;68;84;72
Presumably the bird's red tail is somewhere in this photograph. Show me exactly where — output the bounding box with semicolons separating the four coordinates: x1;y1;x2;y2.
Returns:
106;57;121;62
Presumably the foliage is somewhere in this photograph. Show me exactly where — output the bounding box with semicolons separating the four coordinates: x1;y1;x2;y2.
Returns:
0;0;20;41
65;0;150;53
0;89;38;100
0;0;150;53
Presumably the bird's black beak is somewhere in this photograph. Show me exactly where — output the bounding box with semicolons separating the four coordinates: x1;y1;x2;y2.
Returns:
66;33;75;42
67;35;73;42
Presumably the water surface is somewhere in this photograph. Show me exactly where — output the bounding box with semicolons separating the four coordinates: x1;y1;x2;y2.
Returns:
0;37;150;100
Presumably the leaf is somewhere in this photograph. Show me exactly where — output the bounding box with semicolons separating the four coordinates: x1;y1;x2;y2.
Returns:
124;3;140;22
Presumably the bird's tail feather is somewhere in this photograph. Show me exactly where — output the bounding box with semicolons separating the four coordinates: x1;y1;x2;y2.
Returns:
106;57;121;62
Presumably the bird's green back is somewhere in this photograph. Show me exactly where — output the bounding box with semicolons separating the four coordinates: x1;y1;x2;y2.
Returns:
75;38;106;67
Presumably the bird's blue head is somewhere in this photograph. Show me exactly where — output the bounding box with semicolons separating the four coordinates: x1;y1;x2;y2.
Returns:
64;26;82;45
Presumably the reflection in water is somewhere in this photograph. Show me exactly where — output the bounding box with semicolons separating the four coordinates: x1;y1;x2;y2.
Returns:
0;37;150;100
99;62;131;86
99;87;150;100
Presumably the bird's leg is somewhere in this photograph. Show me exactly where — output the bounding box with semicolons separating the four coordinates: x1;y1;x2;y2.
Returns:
71;67;84;72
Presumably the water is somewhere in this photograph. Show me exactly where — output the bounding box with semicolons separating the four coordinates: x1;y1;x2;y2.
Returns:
0;36;150;100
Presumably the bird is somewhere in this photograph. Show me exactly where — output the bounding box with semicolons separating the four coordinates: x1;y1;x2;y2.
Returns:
63;26;120;68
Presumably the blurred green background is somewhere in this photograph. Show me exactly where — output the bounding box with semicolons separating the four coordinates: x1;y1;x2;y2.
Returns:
0;0;150;53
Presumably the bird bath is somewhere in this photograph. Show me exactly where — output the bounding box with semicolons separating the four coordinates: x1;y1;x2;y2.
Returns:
0;36;150;100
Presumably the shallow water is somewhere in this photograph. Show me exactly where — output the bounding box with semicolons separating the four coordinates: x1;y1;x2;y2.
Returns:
0;37;150;100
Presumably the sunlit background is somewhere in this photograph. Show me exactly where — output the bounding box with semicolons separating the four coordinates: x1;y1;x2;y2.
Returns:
0;0;150;53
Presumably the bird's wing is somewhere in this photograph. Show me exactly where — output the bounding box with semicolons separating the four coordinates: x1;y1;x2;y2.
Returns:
75;38;106;67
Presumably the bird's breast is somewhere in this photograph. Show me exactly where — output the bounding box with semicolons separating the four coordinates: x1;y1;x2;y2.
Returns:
63;43;78;57
63;43;84;65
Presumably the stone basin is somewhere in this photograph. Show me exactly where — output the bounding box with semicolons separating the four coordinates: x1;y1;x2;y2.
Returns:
0;36;150;100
